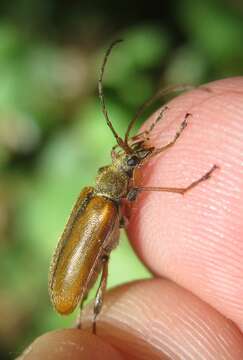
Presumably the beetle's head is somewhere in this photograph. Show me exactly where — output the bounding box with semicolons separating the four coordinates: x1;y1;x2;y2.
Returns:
112;143;154;177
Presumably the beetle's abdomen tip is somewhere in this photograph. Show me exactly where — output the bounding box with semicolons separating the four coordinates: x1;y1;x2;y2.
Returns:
51;292;78;315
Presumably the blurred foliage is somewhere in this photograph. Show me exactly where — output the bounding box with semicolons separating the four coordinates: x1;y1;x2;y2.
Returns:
0;0;243;358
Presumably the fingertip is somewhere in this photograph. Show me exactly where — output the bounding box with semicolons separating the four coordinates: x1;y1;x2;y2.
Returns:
127;77;243;328
18;329;124;360
82;279;243;360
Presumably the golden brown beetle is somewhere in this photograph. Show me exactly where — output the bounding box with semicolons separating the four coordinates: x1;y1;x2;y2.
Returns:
49;40;217;334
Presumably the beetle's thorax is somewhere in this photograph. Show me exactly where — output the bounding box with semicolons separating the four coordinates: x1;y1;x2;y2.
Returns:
94;148;153;201
95;163;129;202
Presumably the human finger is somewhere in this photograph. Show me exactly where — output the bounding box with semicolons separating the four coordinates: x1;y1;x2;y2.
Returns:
82;279;243;359
127;77;243;330
17;328;125;360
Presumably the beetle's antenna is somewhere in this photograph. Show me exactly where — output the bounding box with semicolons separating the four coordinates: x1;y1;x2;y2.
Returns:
98;39;132;154
124;84;193;144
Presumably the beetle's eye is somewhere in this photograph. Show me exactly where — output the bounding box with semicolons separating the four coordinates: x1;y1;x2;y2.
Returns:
127;155;139;167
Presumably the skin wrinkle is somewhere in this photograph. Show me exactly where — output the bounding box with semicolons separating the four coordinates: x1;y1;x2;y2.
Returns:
173;286;242;358
206;318;242;356
169;124;242;159
159;308;218;359
103;319;164;360
216;337;232;360
152;325;189;360
204;196;235;216
177;330;214;360
170;234;243;309
111;297;194;359
104;301;148;336
181;142;241;167
153;316;203;359
136;318;179;359
189;262;242;311
148;321;172;350
217;320;243;356
178;306;231;358
151;324;194;360
181;227;243;277
94;280;243;358
97;287;170;358
180;241;242;282
179;220;241;258
179;304;217;337
203;249;243;281
174;292;229;359
183;319;225;357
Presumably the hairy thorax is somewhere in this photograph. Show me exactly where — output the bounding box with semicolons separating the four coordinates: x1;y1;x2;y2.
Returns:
95;164;129;201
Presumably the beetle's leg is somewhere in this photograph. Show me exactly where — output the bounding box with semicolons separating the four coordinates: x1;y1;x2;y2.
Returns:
111;107;169;156
132;106;168;141
128;106;169;148
92;255;109;335
119;216;129;228
124;84;193;144
148;112;190;158
75;293;88;329
132;113;190;187
147;111;189;162
129;165;218;199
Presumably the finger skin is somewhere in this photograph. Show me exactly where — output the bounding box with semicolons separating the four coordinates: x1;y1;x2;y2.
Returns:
17;329;125;360
20;279;243;360
82;279;243;360
127;77;243;330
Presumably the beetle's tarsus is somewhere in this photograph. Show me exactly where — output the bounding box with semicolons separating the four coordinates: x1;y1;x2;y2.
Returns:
181;164;219;195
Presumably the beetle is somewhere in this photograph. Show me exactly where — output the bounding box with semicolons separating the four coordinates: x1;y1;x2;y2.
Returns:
48;40;217;334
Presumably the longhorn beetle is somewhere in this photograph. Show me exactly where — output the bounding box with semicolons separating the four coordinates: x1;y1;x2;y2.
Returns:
49;40;217;334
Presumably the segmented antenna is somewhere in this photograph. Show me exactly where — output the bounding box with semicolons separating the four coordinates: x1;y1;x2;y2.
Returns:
98;39;132;154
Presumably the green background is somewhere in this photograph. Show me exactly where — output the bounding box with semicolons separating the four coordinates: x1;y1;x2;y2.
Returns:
0;0;243;358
